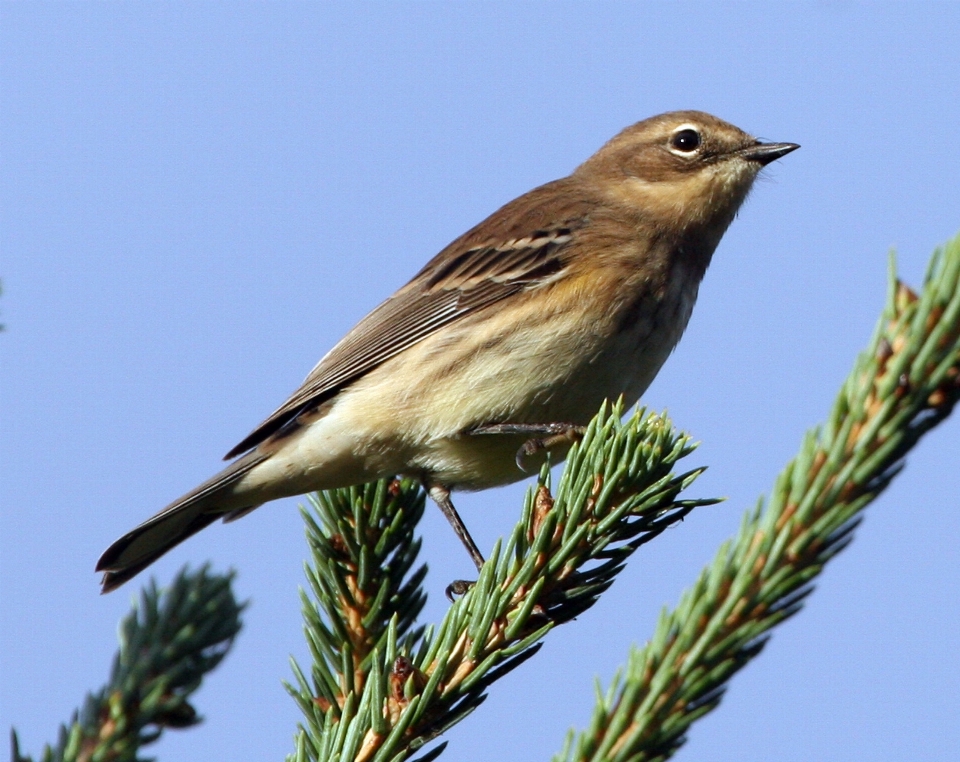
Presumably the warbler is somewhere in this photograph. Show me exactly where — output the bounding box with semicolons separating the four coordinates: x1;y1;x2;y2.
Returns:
97;110;798;592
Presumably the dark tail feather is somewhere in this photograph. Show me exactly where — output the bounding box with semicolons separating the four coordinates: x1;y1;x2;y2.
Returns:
97;453;268;593
97;510;224;593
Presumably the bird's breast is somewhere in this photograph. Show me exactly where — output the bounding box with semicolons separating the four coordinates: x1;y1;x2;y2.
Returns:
603;257;700;403
400;261;699;487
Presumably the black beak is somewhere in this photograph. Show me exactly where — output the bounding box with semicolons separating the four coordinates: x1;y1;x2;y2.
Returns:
739;141;800;166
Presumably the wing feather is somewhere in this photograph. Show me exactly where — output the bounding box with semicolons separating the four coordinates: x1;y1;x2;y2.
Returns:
224;181;594;459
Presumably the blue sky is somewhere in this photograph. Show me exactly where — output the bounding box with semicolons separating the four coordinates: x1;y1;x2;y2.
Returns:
2;3;959;761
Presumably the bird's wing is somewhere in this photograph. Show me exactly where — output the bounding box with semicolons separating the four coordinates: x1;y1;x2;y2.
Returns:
224;181;594;459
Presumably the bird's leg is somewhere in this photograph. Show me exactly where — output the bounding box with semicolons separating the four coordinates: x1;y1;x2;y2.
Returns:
469;422;587;470
427;424;585;596
427;483;486;572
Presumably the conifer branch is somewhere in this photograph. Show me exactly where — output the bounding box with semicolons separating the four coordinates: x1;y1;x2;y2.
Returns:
553;235;960;762
11;566;244;762
288;404;718;762
18;235;957;762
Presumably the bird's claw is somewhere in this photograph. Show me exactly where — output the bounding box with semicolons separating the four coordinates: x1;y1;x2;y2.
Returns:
469;422;587;471
445;579;475;601
515;438;545;470
513;425;587;472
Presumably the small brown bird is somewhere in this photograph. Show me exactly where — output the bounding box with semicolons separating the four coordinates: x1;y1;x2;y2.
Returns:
97;111;797;592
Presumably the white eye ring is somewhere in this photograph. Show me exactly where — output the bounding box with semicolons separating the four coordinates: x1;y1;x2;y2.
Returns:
668;124;702;156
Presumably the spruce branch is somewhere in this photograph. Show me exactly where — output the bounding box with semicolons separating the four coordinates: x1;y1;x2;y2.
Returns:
24;235;956;762
11;566;244;762
287;479;429;723
553;235;960;762
289;403;718;762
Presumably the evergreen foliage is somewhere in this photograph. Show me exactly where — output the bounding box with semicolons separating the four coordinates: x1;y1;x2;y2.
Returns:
551;239;960;761
286;404;714;761
11;566;244;762
11;234;960;761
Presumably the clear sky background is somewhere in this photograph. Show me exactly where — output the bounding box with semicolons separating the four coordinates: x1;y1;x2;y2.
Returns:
2;3;959;761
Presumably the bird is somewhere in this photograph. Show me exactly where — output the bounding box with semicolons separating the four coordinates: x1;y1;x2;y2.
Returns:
97;110;798;592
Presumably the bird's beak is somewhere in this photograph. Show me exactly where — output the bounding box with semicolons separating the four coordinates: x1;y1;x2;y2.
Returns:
739;141;800;166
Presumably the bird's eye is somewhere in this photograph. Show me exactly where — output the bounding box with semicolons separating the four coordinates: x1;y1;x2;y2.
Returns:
670;128;701;154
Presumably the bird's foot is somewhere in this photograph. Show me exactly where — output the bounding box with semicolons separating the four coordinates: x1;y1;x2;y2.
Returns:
469;422;587;470
445;579;475;601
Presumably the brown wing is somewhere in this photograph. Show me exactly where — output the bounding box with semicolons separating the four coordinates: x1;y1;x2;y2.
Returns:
224;178;595;459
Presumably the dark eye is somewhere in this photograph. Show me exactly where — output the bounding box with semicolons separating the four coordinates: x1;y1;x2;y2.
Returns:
670;128;701;153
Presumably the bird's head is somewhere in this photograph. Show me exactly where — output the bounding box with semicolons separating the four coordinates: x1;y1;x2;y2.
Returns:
575;110;798;237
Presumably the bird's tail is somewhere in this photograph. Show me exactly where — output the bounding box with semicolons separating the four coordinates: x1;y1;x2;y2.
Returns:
96;452;268;593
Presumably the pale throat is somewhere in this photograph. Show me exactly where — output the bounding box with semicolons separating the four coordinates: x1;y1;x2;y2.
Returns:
611;177;752;277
